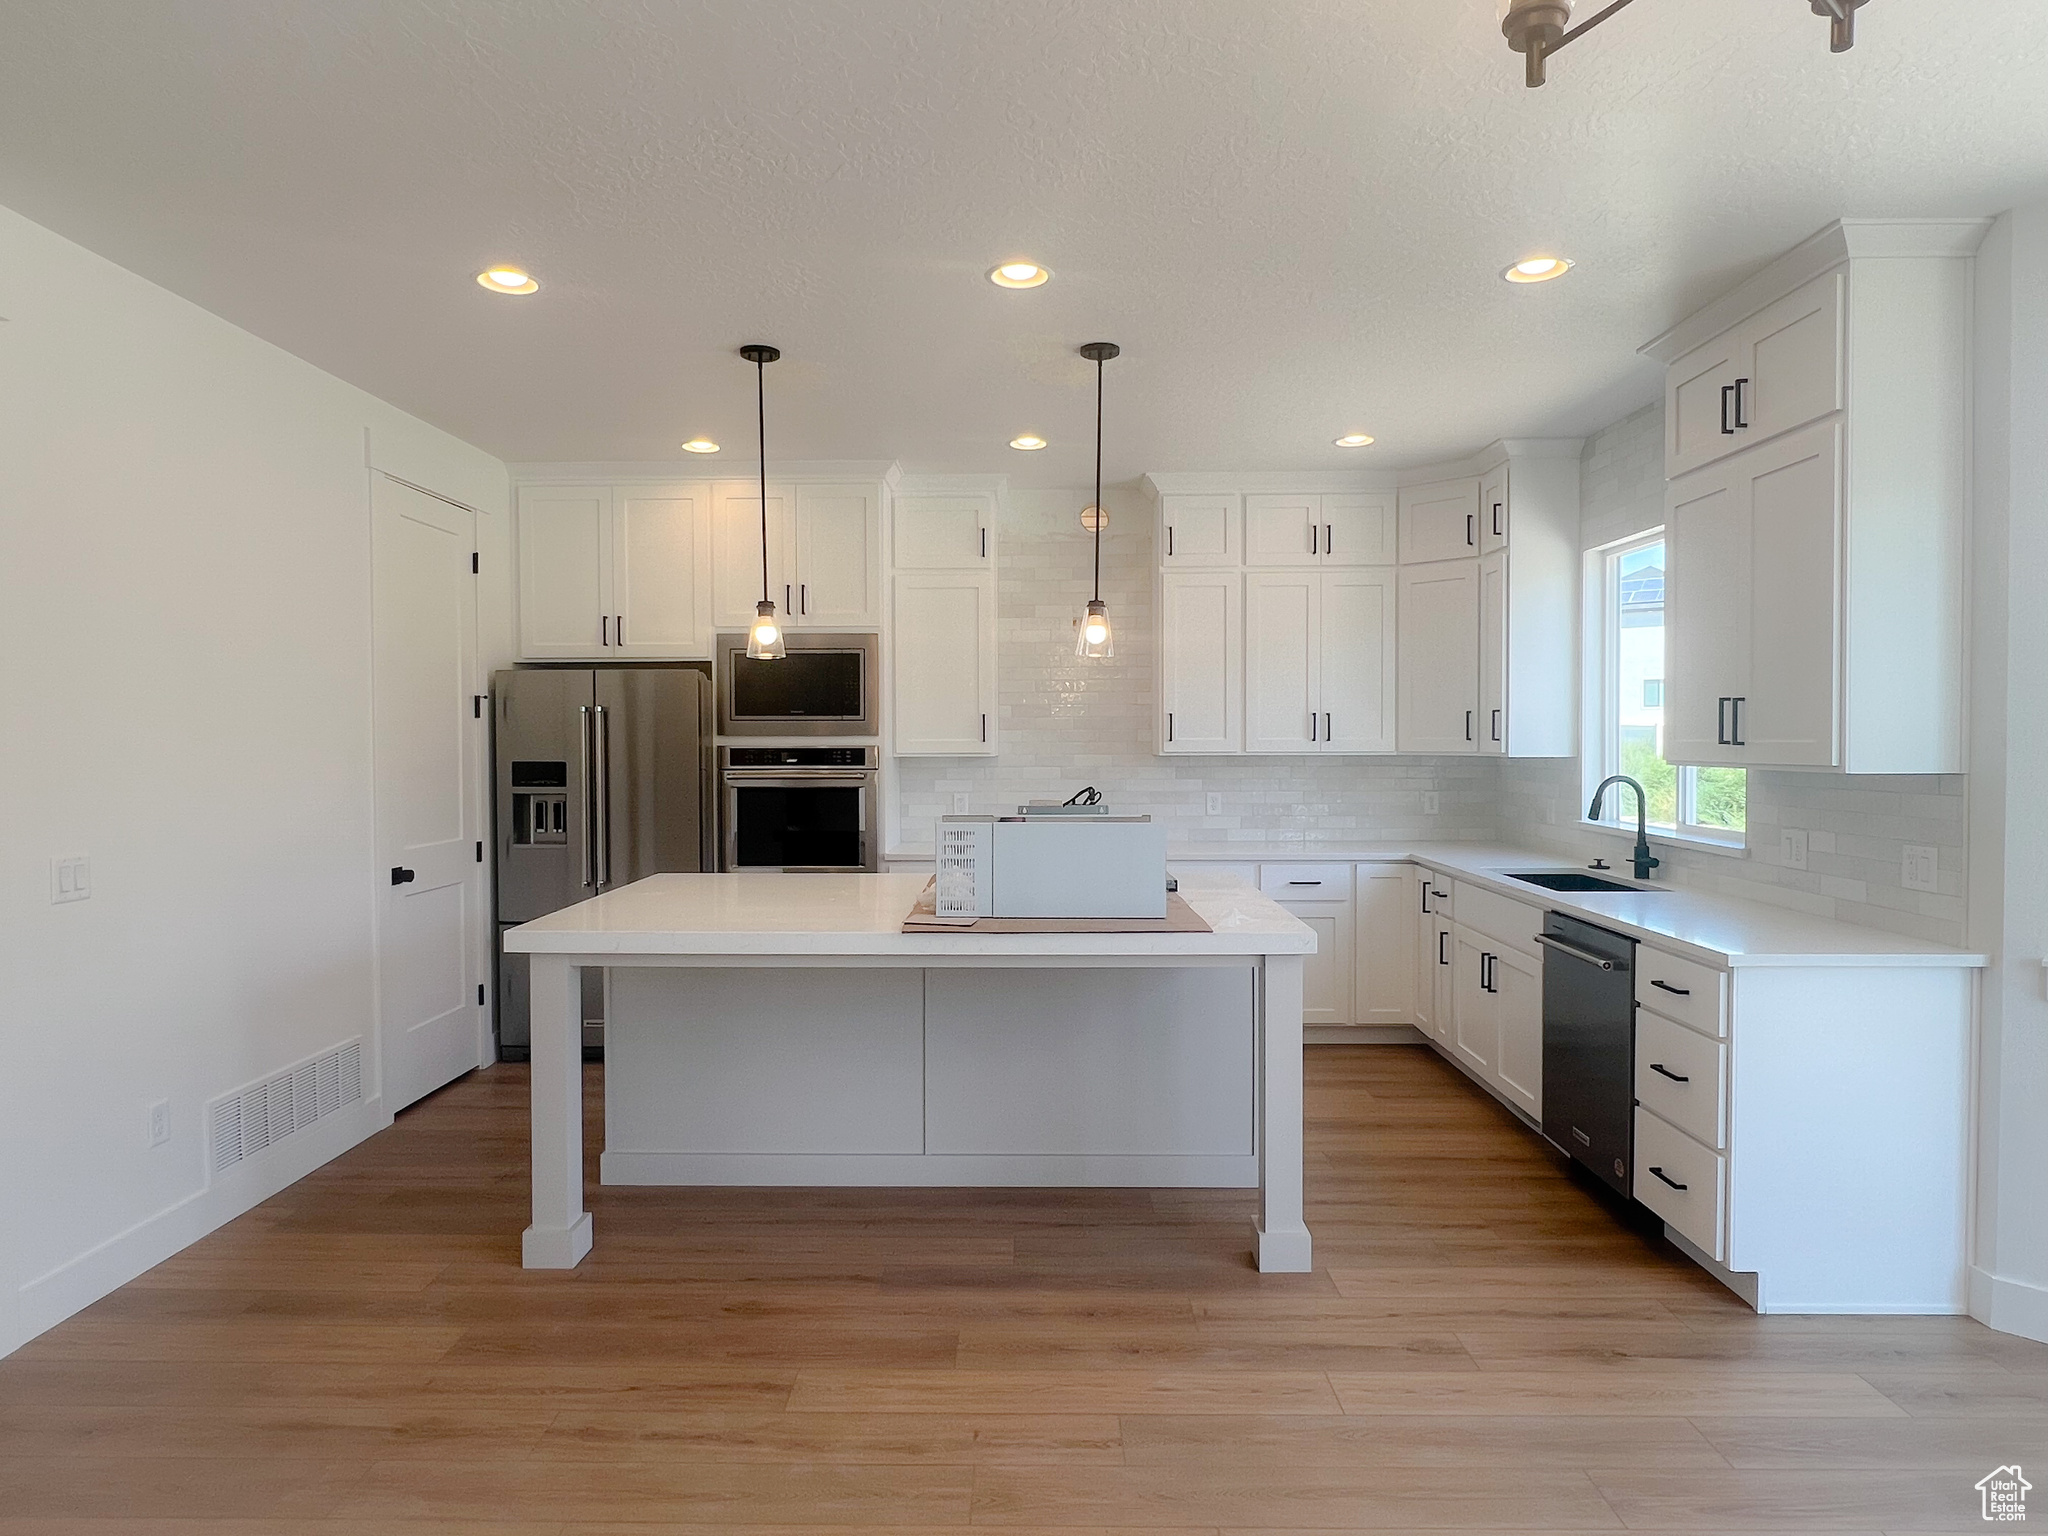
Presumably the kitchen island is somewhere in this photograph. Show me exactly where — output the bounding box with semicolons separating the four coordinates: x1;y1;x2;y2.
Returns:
503;869;1318;1272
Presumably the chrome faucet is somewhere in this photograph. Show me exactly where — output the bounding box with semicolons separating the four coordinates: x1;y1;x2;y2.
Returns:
1588;775;1661;881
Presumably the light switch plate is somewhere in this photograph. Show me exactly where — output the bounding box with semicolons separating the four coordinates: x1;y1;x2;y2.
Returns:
51;855;90;904
1780;830;1808;870
1422;792;1441;816
1205;792;1224;816
1902;844;1939;893
952;793;970;814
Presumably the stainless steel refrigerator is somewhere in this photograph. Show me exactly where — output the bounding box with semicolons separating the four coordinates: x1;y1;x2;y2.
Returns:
492;666;714;1059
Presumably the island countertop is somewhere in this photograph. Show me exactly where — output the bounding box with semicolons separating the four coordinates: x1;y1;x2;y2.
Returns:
503;869;1316;959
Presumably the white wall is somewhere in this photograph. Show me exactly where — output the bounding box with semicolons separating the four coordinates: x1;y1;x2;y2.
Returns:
889;486;1501;853
1967;200;2048;1343
0;204;508;1356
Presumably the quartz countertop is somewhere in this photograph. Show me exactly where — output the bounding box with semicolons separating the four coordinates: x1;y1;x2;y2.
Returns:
503;869;1315;959
891;839;1984;970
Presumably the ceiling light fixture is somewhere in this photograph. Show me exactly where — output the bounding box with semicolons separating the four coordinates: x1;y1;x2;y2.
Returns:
1500;0;1864;88
1503;256;1573;284
739;344;785;661
988;261;1052;289
1010;434;1048;451
1075;342;1121;660
476;265;539;295
680;438;720;453
1334;433;1377;448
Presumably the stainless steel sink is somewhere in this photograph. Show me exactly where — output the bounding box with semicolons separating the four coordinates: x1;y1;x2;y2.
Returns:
1507;870;1653;894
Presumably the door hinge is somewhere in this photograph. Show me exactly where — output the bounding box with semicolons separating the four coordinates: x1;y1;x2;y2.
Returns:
477;983;486;1006
471;552;479;574
475;841;483;862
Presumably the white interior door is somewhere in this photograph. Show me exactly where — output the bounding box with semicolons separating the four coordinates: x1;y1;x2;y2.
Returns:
373;474;483;1112
1319;569;1397;752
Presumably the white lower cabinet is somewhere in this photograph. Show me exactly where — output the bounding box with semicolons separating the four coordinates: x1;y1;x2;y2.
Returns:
1262;864;1355;1027
1437;884;1545;1119
1634;1103;1727;1262
1450;926;1496;1078
1489;943;1542;1117
1354;864;1419;1025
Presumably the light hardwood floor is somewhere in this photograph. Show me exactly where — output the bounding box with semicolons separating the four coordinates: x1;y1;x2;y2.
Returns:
1;1044;2041;1534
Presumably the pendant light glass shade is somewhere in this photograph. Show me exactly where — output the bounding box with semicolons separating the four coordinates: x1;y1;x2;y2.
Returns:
1075;598;1114;659
739;342;784;659
747;599;786;660
1075;341;1120;661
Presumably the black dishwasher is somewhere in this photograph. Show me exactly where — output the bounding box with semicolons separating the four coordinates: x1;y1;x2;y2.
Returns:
1537;912;1637;1199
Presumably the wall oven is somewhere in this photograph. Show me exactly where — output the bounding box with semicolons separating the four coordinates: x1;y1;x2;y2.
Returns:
717;631;878;737
721;746;880;872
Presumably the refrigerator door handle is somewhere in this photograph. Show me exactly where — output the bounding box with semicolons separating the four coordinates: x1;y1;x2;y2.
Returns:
594;703;611;889
577;705;595;887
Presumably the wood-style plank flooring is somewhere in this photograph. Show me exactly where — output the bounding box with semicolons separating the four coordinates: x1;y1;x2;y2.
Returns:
2;1044;2042;1533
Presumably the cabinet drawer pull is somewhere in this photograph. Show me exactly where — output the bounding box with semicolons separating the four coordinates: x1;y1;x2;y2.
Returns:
1650;978;1692;997
1288;880;1323;886
1648;1165;1689;1192
1649;1062;1691;1083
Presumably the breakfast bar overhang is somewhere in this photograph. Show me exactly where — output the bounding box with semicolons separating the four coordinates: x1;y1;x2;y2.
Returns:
504;870;1318;1272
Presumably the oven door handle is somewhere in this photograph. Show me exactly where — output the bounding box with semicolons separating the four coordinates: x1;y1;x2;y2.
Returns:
1532;932;1621;971
723;771;875;786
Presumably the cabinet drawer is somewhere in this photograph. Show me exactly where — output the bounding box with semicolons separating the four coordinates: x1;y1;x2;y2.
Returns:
1635;1011;1727;1150
1450;881;1542;958
1634;1107;1726;1261
1634;948;1727;1038
1260;863;1353;900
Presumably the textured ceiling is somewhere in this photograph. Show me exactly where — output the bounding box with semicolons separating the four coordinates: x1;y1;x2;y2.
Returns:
3;0;2046;484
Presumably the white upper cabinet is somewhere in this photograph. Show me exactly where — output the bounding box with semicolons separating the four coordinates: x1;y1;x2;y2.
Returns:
1665;271;1843;479
1245;491;1396;566
1477;550;1506;755
1397;560;1479;753
1160;571;1242;754
1647;222;1977;774
1160;493;1239;566
1318;569;1398;753
711;481;793;629
792;484;881;627
1478;463;1508;555
1245;571;1317;753
518;486;611;659
893;493;993;570
1398;478;1481;564
712;481;881;630
612;487;710;658
892;571;996;755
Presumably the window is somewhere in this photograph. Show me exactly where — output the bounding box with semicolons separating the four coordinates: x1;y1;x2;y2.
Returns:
1590;532;1745;844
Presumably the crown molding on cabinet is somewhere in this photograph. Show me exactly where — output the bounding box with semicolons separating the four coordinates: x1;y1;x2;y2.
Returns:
1145;470;1397;497
1639;217;1993;366
510;459;903;486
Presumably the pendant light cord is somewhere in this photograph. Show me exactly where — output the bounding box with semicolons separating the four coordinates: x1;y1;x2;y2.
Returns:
1092;353;1104;604
756;354;770;607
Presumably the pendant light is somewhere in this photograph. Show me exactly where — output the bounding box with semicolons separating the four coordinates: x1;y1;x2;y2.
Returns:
1075;341;1120;659
739;343;786;660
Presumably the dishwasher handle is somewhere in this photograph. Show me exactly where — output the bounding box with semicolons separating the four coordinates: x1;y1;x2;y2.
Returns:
1533;931;1624;971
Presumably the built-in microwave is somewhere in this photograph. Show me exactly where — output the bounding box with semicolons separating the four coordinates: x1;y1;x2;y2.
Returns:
715;631;878;737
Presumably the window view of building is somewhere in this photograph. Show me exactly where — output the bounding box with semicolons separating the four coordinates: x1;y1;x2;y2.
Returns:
1598;535;1745;841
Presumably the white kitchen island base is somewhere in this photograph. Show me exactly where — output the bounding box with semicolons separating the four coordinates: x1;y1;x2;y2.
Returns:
506;872;1315;1273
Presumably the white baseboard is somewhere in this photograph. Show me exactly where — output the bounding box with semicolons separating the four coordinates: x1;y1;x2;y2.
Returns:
1307;1024;1426;1045
601;1150;1260;1188
1971;1264;2048;1342
5;1095;389;1358
1664;1227;1762;1309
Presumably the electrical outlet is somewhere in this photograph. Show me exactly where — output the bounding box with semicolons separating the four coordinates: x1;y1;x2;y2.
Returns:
146;1099;169;1148
1780;829;1808;870
1902;844;1939;893
51;855;90;904
952;792;970;814
1422;792;1441;816
1205;792;1224;816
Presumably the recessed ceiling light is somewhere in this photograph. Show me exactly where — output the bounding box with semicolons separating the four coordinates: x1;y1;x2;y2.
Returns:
680;438;720;453
1009;434;1048;451
989;261;1052;289
477;265;540;294
1504;256;1573;284
1334;433;1377;448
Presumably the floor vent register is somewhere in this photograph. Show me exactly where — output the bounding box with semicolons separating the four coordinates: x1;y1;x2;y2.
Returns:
208;1038;363;1175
